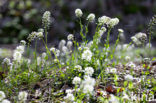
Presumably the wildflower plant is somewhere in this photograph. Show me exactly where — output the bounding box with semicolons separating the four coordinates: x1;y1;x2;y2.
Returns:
0;8;156;103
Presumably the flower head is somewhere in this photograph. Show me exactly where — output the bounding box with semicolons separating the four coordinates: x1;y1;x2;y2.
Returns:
135;32;147;43
18;91;28;101
13;51;22;62
84;67;94;76
118;29;124;33
125;74;133;81
75;8;83;18
27;31;44;42
74;65;82;72
82;49;92;62
87;13;95;22
59;40;66;51
83;85;94;94
108;18;119;28
98;16;111;25
72;76;81;85
67;41;73;50
110;68;117;74
42;11;51;29
15;45;25;54
0;91;6;101
20;40;26;46
1;99;11;103
67;34;74;41
64;93;75;101
2;58;11;65
81;76;96;87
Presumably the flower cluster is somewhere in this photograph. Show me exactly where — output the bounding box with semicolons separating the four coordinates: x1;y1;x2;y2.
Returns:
64;89;75;102
82;49;92;62
13;45;25;63
18;91;28;102
131;32;147;46
75;8;83;18
27;31;44;42
42;11;51;29
0;91;11;103
98;16;119;28
87;13;95;22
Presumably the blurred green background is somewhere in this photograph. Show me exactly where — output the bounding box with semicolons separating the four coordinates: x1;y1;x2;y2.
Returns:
0;0;156;44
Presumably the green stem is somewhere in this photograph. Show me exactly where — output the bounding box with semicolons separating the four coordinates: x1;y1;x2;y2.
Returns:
105;27;111;49
79;18;85;42
42;38;52;60
45;27;48;45
34;40;37;70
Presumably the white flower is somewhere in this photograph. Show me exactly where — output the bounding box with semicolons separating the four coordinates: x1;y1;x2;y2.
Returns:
98;16;111;25
83;85;94;94
50;47;60;57
0;91;6;101
59;40;66;51
125;56;130;61
116;45;122;51
65;89;73;94
84;67;94;76
87;41;93;48
72;77;81;85
20;40;26;45
42;52;47;59
36;32;44;38
13;51;22;62
78;47;82;51
81;76;96;87
42;11;51;28
75;8;83;18
101;27;107;32
110;68;117;74
82;49;92;62
131;36;141;46
2;58;11;65
50;47;56;52
87;13;95;22
35;90;42;98
64;93;75;101
37;57;42;66
122;93;130;100
101;91;107;97
62;46;69;54
55;49;60;57
18;91;28;101
99;27;107;37
15;45;25;54
38;28;44;32
67;34;74;41
108;18;119;27
67;41;73;50
109;94;119;103
83;47;90;50
125;74;133;81
1;99;11;103
135;32;146;39
74;65;82;72
54;59;59;63
118;29;124;33
127;62;136;68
